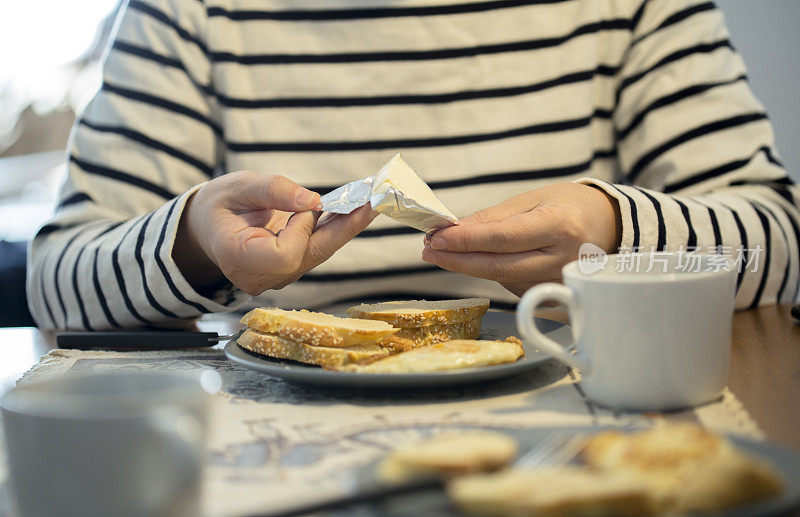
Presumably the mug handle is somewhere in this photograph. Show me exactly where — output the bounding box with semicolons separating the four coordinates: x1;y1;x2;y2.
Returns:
516;283;592;373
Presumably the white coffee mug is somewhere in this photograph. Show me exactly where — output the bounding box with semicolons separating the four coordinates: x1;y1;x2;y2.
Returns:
1;371;210;517
517;253;737;411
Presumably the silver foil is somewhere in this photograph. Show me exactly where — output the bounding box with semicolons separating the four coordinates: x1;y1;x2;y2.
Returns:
319;154;459;233
320;177;374;215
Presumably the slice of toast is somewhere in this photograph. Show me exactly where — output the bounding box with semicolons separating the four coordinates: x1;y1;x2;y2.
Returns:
238;329;389;368
581;424;718;507
447;467;658;517
378;432;518;484
581;423;724;473
240;308;398;348
378;318;482;352
346;298;490;328
332;338;524;373
674;445;784;514
581;423;783;513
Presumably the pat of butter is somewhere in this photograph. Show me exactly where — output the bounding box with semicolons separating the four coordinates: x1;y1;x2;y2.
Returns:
320;153;458;232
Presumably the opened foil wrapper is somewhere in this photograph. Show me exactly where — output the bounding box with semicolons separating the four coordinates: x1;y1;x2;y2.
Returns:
320;153;459;233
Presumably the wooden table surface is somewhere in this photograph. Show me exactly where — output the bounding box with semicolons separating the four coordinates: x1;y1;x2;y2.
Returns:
729;304;800;450
1;304;799;451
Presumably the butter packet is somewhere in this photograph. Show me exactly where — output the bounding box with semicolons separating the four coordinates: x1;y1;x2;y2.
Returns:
320;153;458;232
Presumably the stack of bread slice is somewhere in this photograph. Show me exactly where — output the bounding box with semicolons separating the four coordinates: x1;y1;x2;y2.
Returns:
238;308;398;368
236;298;522;372
346;298;491;352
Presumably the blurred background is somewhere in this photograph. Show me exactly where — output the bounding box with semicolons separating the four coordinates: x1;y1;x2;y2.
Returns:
0;0;798;326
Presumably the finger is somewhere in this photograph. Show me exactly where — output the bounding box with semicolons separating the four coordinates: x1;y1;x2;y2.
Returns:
237;209;276;229
231;173;322;213
265;210;293;233
274;210;320;265
430;211;560;253
421;247;561;283
303;204;378;269
266;207;375;289
457;191;543;225
233;211;318;274
237;209;292;231
316;211;339;227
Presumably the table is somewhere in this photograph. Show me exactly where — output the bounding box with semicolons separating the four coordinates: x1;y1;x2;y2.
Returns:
729;304;800;450
1;304;799;452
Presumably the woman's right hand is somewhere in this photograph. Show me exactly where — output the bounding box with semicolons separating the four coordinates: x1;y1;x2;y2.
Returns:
173;170;376;295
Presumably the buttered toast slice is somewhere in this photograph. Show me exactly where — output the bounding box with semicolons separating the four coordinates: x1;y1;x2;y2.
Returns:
241;308;398;348
333;339;523;373
379;432;518;484
581;424;784;513
238;329;390;368
346;298;490;328
378;318;482;352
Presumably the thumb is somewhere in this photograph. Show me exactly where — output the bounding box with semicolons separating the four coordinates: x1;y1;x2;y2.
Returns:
234;173;321;212
235;211;320;273
458;189;544;225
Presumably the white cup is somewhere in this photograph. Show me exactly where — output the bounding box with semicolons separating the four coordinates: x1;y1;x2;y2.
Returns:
517;253;737;411
1;371;209;517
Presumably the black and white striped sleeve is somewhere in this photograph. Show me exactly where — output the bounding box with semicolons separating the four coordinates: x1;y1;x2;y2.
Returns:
578;0;800;309
27;0;248;330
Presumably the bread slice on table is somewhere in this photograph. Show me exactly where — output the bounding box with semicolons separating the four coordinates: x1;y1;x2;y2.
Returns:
378;318;482;352
240;308;398;348
674;445;784;514
378;432;518;484
581;423;784;513
447;467;658;517
346;298;490;328
238;329;389;368
332;338;524;373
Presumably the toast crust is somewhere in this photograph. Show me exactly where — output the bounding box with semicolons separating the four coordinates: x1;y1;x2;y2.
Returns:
237;329;389;368
241;308;398;348
346;298;490;328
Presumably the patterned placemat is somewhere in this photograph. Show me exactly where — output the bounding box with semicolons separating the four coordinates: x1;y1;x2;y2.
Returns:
1;347;762;517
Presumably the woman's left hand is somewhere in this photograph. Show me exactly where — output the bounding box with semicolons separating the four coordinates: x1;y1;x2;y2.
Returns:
421;182;621;296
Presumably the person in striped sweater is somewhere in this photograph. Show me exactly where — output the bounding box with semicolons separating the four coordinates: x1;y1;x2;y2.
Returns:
27;0;800;330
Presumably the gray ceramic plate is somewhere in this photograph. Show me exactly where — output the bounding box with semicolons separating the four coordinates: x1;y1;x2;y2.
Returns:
347;425;800;517
223;312;567;388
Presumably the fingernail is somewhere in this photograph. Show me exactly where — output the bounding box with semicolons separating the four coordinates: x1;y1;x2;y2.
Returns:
296;189;316;207
421;246;434;262
313;201;323;211
431;235;446;250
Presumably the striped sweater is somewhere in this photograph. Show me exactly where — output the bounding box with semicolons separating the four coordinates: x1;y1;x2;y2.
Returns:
27;0;800;330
